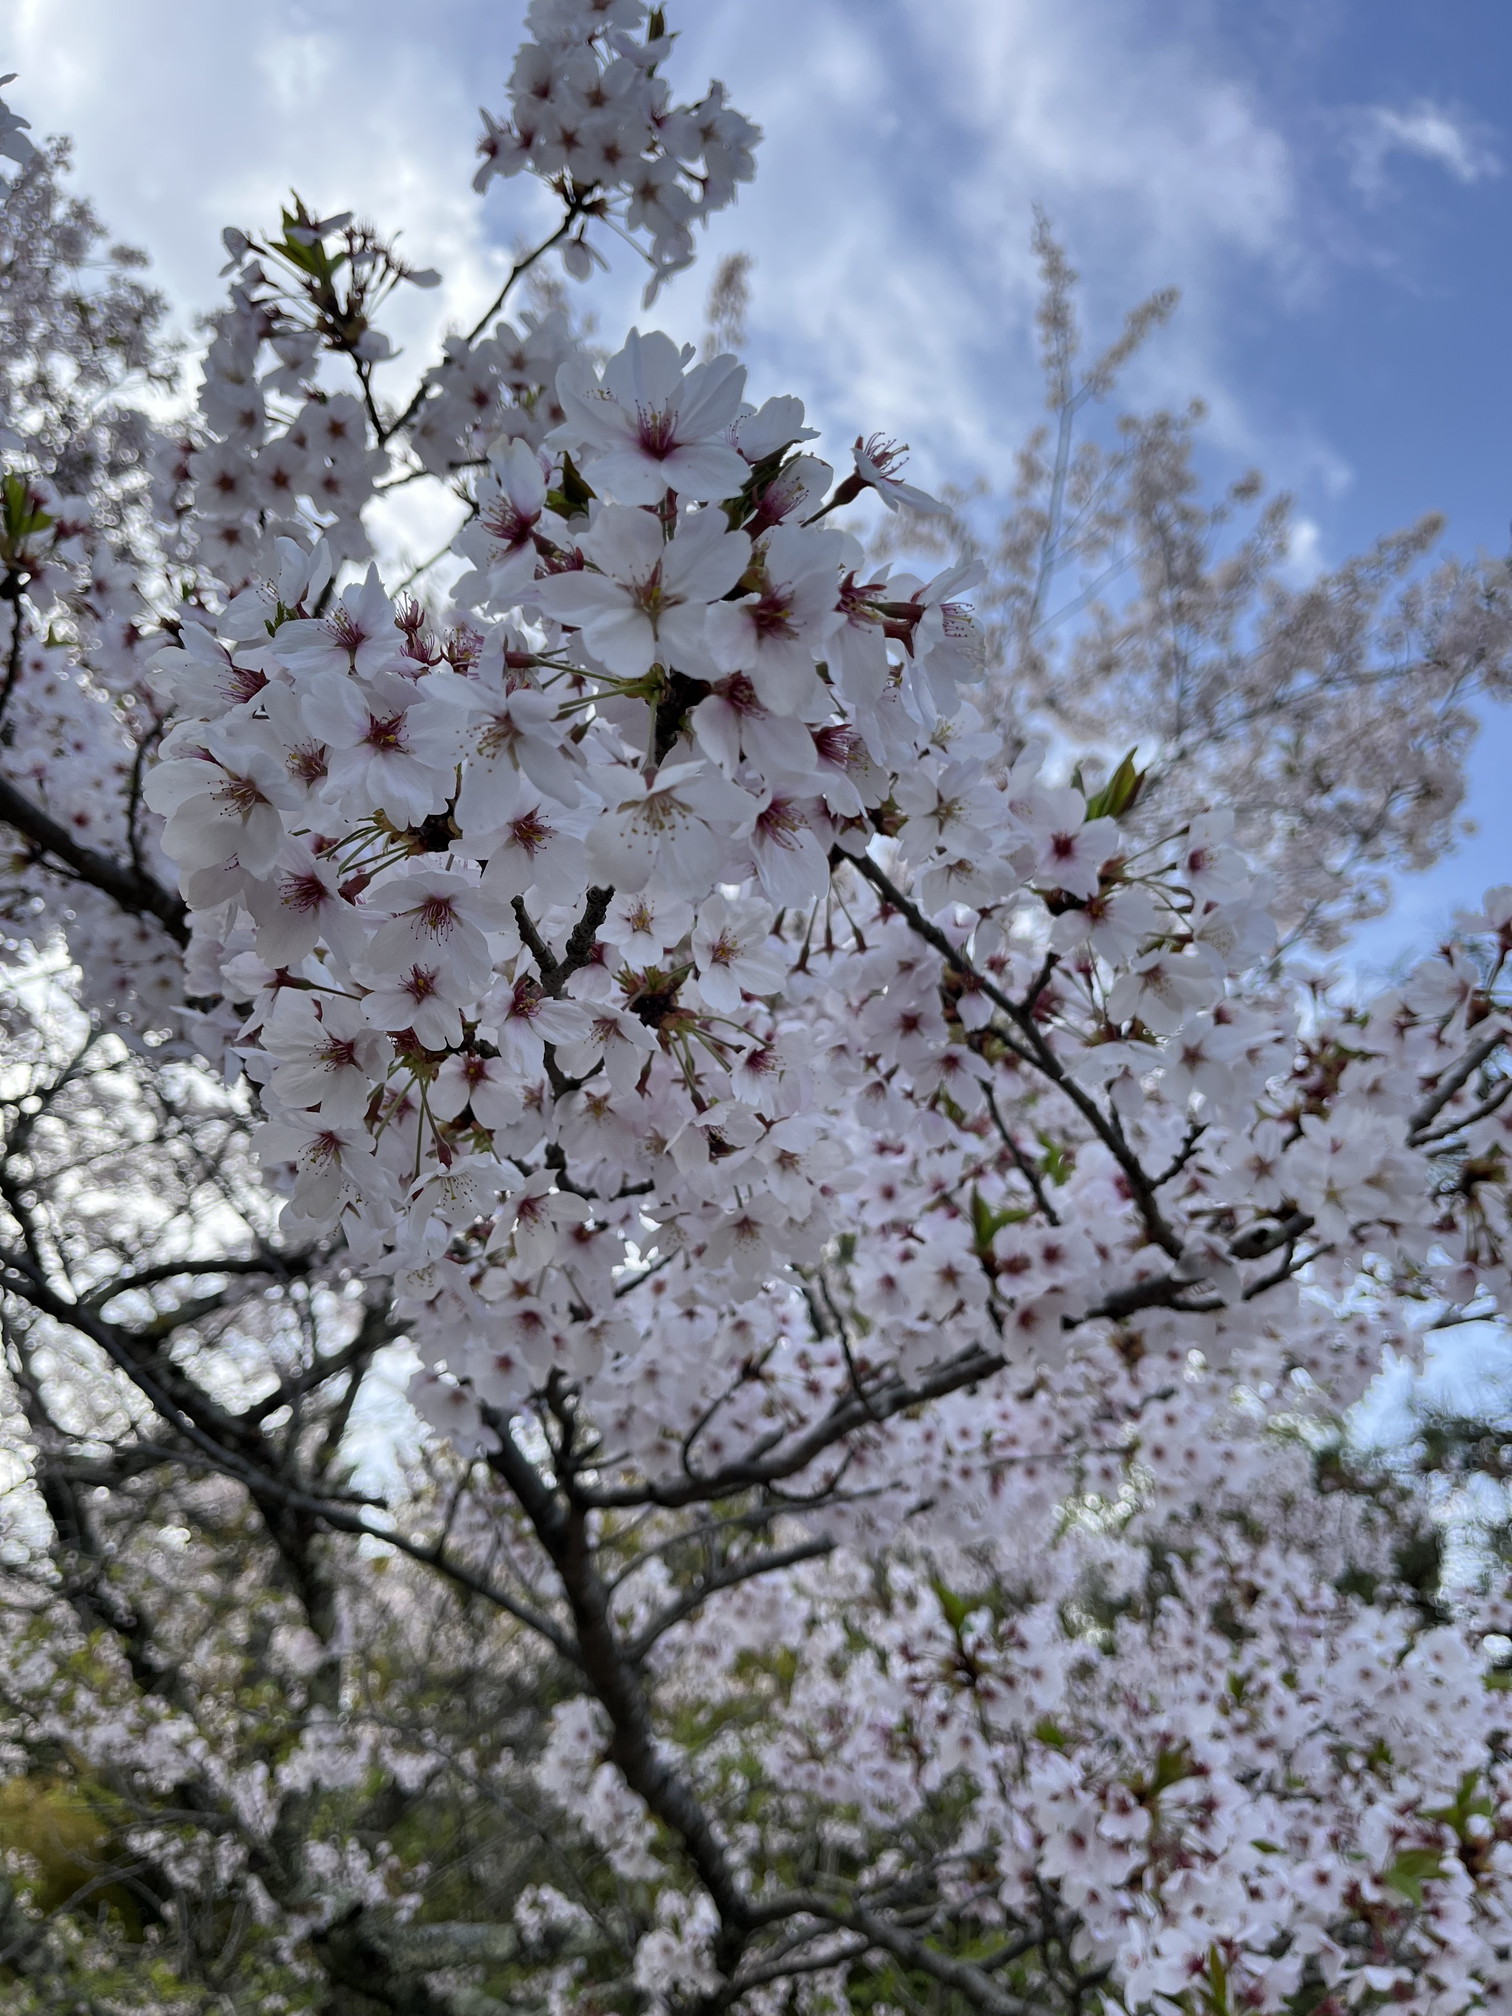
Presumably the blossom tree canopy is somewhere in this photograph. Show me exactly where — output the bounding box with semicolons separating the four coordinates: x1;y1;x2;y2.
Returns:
3;6;1512;2013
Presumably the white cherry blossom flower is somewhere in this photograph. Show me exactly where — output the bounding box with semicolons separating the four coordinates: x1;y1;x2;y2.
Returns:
535;503;748;678
278;566;408;682
482;974;591;1076
705;525;844;714
849;432;940;513
691;892;785;1013
297;667;458;826
246;844;368;967
362;961;471;1048
492;1169;592;1273
585;757;754;895
147;736;303;879
554;329;749;503
264;993;390;1122
366;866;514;995
1027;788;1120;901
439;669;584;837
601;889;694;964
452;439;554;605
428;1049;526;1131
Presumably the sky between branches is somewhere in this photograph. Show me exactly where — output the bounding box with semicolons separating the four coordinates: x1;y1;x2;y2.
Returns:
9;0;1512;966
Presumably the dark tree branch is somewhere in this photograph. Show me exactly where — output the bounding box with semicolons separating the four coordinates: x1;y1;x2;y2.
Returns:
0;768;188;943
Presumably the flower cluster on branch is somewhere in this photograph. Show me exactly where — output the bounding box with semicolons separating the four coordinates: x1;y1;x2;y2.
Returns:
0;12;1511;2015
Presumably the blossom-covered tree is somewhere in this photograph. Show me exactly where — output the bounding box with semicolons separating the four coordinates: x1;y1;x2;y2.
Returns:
3;9;1512;2013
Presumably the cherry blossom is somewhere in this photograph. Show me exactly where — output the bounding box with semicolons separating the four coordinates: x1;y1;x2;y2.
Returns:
5;30;1512;2016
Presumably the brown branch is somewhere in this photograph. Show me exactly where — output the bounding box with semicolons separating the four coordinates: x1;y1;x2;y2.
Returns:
845;849;1182;1258
626;1536;836;1661
81;1248;317;1311
484;1410;757;1959
1;1253;579;1659
0;768;188;944
1409;1028;1507;1141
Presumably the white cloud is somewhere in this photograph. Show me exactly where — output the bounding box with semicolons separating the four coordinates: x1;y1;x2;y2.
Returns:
0;0;1422;543
1347;99;1501;198
653;0;1326;502
9;0;543;378
1278;514;1325;588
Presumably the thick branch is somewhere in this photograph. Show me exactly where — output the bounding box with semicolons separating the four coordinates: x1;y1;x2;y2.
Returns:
485;1413;756;1956
1409;1028;1506;1141
0;769;188;944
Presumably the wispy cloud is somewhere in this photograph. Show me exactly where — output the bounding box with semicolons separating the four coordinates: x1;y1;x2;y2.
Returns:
0;0;1484;562
1347;99;1501;198
658;0;1319;495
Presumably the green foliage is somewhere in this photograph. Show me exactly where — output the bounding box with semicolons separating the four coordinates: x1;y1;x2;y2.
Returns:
1077;747;1147;823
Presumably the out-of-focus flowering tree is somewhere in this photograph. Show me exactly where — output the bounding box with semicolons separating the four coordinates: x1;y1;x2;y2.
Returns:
875;215;1512;951
3;10;1512;2014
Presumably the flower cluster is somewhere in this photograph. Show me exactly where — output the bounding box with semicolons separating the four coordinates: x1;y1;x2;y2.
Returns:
473;0;760;299
6;26;1512;2016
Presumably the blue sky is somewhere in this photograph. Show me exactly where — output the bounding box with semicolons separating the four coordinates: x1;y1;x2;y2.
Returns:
9;0;1512;966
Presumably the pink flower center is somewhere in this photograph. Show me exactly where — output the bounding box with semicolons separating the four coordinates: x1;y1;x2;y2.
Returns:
364;711;408;752
633;406;680;459
508;808;555;857
413;893;461;936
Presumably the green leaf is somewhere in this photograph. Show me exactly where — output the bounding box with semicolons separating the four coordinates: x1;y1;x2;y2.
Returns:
1383;1846;1443;1906
2;470;54;542
1204;1941;1230;2016
1034;1133;1073;1186
1084;747;1145;821
932;1580;972;1636
547;451;596;519
1423;1768;1493;1832
969;1185;1028;1254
